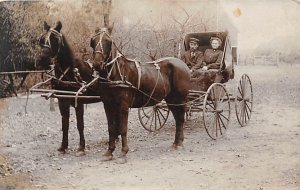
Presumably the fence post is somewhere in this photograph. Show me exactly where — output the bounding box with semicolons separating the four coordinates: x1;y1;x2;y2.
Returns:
49;65;55;111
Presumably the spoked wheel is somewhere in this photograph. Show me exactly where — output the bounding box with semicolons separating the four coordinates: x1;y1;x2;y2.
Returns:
235;74;253;127
138;101;170;132
203;83;231;140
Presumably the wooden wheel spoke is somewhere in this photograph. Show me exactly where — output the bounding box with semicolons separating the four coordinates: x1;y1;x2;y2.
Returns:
245;100;251;111
144;108;153;117
207;101;216;109
220;112;230;121
218;115;224;135
239;80;244;97
143;111;152;126
148;111;155;130
218;115;227;130
215;115;219;137
245;101;252;113
154;109;157;130
157;108;167;121
244;104;250;121
236;95;243;101
156;110;163;128
241;105;245;124
238;86;243;97
210;88;217;108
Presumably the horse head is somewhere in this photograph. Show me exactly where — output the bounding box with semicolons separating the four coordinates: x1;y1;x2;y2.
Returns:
38;21;64;59
90;26;115;72
37;21;76;81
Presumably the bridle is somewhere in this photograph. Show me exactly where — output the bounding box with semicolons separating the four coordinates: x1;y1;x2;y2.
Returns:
39;28;71;80
39;28;64;58
92;29;113;66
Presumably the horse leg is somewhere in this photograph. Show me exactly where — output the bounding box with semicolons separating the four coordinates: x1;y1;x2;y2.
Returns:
75;103;85;155
57;99;70;153
168;105;185;148
102;103;118;160
118;104;129;158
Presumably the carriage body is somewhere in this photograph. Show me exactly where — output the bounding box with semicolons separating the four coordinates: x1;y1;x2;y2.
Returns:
139;32;253;139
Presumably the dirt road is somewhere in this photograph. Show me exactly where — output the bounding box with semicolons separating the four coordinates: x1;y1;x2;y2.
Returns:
0;65;299;190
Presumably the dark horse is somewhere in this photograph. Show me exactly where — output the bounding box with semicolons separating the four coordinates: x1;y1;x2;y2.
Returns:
90;27;191;160
38;21;101;155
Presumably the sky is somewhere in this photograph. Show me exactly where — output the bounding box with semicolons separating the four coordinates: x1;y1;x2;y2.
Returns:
112;0;300;55
220;0;300;54
31;0;300;56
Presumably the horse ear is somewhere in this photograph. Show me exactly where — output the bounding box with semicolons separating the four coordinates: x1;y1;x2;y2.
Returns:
90;37;95;49
107;22;114;35
54;21;62;32
43;21;50;31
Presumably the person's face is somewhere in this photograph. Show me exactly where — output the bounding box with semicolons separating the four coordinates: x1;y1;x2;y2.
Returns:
211;39;220;49
189;42;198;51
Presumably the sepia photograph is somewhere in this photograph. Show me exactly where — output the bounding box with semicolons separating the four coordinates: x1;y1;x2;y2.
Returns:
0;0;299;189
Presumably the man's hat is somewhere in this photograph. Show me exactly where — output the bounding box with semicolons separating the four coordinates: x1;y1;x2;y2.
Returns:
189;37;199;44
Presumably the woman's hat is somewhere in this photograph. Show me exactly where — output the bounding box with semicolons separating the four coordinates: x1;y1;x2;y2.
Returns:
210;35;223;45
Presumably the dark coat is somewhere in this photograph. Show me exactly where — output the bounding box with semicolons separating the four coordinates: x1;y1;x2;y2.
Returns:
202;49;223;69
181;50;203;69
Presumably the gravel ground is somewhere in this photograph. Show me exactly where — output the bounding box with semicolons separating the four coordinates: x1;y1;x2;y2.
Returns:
0;64;300;190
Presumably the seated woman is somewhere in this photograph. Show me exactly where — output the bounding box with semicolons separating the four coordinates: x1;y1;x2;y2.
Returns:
192;36;223;71
202;36;223;70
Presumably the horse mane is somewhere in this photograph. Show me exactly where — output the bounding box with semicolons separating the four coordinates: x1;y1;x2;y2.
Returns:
56;35;77;69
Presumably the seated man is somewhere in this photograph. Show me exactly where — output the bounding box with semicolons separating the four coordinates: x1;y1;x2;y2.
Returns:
181;37;203;70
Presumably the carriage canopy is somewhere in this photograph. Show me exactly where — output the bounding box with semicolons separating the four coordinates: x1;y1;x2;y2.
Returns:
183;32;234;79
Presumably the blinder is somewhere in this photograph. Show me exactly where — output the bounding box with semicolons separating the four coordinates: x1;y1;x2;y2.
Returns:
39;28;64;58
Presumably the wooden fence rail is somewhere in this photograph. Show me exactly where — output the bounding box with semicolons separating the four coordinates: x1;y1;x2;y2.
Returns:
0;70;50;75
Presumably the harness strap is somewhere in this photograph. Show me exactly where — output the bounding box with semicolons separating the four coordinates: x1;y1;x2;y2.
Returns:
106;52;123;80
134;60;141;89
143;63;161;107
116;59;124;81
58;66;71;80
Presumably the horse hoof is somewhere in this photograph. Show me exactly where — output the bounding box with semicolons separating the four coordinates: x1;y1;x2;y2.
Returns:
116;157;127;164
171;143;184;150
57;146;68;154
76;151;86;157
102;152;113;161
176;145;184;151
101;155;113;161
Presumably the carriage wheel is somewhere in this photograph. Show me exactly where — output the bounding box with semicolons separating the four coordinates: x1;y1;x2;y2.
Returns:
138;101;169;132
203;83;231;140
235;74;253;127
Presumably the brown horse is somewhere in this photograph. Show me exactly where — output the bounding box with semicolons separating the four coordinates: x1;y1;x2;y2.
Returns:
90;27;191;161
38;21;101;155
